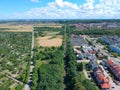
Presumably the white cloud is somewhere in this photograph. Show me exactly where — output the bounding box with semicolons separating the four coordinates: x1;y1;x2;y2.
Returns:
10;0;120;19
54;0;79;9
30;0;40;3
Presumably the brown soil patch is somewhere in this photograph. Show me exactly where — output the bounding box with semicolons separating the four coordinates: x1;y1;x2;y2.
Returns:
37;36;62;47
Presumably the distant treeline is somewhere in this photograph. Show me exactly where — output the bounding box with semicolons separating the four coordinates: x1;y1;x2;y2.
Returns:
71;29;120;36
1;19;120;24
0;28;16;30
34;27;61;31
61;19;120;24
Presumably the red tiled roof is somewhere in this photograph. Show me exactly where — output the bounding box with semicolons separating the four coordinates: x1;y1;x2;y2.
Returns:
107;60;113;65
98;74;105;81
93;67;101;72
100;83;111;89
116;71;120;75
104;78;109;83
111;66;119;70
114;67;120;71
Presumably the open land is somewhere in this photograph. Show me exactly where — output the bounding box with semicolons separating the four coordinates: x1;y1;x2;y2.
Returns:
0;24;32;32
35;23;63;28
36;35;62;47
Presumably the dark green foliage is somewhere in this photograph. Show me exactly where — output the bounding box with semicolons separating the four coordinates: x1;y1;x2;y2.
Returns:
37;64;63;90
65;37;85;90
77;63;83;71
71;77;85;90
15;85;24;90
86;39;93;45
65;19;120;24
32;47;64;90
83;79;99;90
85;63;91;71
96;38;106;45
71;29;120;36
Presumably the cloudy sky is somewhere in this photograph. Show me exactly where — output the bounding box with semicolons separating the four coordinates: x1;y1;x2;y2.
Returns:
0;0;120;19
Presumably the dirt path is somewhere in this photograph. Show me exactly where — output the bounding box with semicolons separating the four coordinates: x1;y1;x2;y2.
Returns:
24;28;35;90
63;24;67;90
0;72;23;85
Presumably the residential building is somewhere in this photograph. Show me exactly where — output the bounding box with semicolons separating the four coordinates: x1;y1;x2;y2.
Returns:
110;45;120;55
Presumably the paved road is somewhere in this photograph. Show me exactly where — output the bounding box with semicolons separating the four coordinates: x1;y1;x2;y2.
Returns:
31;30;34;59
77;60;90;63
96;43;120;66
64;24;66;55
24;28;35;90
83;66;90;80
77;60;91;80
77;59;102;64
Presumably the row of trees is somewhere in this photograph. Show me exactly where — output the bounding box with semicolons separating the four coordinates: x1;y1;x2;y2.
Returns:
64;24;99;90
34;27;61;32
34;27;64;37
71;29;120;36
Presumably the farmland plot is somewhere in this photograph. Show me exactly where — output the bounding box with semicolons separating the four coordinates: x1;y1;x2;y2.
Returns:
0;32;31;90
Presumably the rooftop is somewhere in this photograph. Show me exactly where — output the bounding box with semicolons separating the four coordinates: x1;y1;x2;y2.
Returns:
100;83;111;89
100;35;120;45
71;34;88;46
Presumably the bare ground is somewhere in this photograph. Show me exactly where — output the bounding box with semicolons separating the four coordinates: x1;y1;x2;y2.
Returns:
36;36;62;47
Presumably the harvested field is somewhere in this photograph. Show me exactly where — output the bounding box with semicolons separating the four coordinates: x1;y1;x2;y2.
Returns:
0;24;32;32
36;36;62;47
0;30;32;32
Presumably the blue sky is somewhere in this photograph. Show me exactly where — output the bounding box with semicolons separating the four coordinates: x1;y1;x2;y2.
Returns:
0;0;120;19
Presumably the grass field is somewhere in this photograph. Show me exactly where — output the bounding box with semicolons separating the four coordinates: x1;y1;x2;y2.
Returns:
35;23;63;28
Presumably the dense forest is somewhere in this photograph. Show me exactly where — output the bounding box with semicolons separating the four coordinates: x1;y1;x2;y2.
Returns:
31;46;64;90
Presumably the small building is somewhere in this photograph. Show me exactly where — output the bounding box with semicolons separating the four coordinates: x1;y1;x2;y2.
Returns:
89;59;98;70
